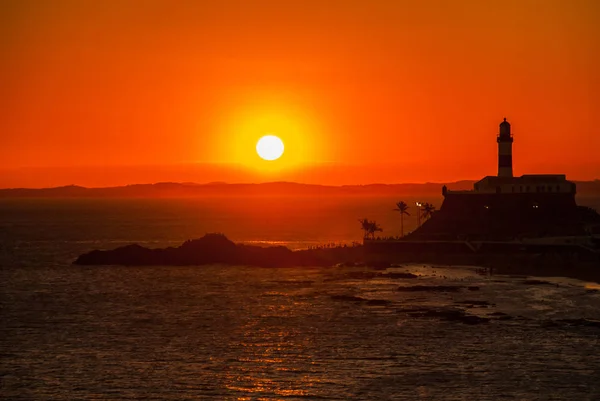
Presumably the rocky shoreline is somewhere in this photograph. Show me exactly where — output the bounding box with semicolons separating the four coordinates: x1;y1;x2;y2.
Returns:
73;233;363;268
74;233;600;283
368;251;600;283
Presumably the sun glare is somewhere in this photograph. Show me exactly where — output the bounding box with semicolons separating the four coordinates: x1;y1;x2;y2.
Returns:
256;135;284;161
217;101;325;170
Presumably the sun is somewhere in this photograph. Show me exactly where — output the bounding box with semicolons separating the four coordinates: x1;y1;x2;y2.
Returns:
256;135;284;161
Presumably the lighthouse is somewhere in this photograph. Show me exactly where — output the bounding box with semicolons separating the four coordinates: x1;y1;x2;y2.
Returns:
443;119;574;196
497;118;513;177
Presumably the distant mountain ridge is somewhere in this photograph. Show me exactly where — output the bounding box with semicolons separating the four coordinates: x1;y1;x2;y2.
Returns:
1;180;600;198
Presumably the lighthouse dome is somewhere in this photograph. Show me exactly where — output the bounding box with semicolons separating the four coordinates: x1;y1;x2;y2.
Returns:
499;117;511;138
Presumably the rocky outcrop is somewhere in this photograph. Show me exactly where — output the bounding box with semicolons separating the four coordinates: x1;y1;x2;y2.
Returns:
396;285;473;293
74;233;364;267
406;192;600;241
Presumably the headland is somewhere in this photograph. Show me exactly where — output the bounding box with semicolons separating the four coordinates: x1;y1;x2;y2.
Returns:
74;119;600;282
74;232;600;282
364;119;600;279
74;233;363;268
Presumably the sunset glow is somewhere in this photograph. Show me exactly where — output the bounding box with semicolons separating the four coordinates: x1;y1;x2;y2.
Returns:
1;1;599;187
216;103;323;173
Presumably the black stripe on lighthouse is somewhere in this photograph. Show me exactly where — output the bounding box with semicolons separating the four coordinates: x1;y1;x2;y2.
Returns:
499;155;512;168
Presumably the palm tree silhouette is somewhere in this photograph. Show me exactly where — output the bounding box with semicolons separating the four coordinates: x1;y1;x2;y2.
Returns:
359;218;383;239
359;218;371;239
421;203;436;221
393;201;410;237
368;221;383;239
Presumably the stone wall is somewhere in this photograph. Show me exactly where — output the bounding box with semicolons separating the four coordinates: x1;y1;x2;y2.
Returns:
405;192;589;240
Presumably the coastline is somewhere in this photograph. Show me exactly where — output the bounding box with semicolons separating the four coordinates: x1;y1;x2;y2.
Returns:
365;251;600;284
73;233;600;284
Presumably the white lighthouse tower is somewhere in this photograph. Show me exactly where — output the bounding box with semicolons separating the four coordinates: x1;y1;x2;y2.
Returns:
497;118;513;177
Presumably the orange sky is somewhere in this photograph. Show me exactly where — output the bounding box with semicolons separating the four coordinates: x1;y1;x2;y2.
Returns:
1;0;599;187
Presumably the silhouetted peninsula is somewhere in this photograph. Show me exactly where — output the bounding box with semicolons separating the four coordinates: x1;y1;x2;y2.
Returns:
74;233;363;268
364;119;600;280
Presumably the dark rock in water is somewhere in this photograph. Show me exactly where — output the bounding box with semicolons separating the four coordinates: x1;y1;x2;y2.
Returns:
454;300;495;307
398;307;431;314
74;233;364;268
459;315;490;325
324;271;379;281
384;272;418;279
365;299;392;306
521;279;554;286
330;295;391;306
487;311;513;320
271;280;314;286
408;309;462;319
397;285;464;292
407;308;489;324
343;271;380;280
330;295;366;303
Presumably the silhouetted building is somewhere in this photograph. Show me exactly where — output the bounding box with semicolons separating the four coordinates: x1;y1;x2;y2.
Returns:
406;119;592;241
446;118;576;196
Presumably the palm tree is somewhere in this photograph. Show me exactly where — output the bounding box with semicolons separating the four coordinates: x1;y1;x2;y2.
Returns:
359;218;371;239
359;218;383;239
421;203;436;221
393;201;410;237
367;221;383;239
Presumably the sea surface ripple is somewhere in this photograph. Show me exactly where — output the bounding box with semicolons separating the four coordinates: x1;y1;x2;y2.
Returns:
1;199;600;400
2;263;600;400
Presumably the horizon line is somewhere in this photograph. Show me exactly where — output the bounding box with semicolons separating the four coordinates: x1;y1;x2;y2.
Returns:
2;178;600;191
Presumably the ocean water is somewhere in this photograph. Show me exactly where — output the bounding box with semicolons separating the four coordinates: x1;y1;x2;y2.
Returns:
1;197;600;400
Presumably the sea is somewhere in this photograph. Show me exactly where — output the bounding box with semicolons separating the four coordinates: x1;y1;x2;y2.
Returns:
1;196;600;400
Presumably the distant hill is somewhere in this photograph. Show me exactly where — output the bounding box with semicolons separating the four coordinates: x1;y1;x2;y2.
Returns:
0;181;473;198
1;180;600;198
